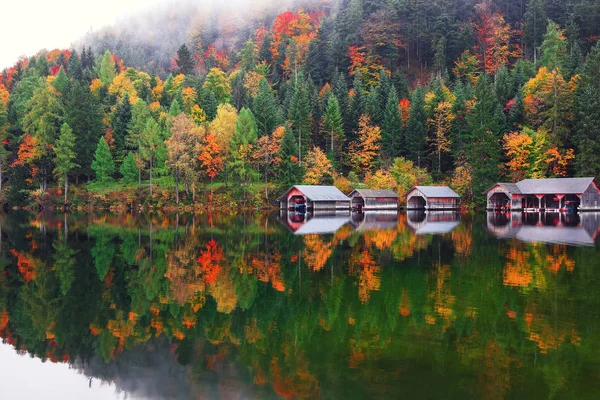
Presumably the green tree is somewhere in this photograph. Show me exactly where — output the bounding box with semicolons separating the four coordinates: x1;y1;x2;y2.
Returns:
229;108;258;184
139;118;163;196
289;81;311;163
53;123;79;203
64;80;103;181
539;20;567;73
120;152;139;184
52;67;68;94
99;50;117;86
466;76;502;205
203;68;231;104
321;95;344;163
524;0;547;65
405;86;427;167
111;94;132;163
67;50;83;81
22;84;64;192
92;137;115;186
252;78;282;137
382;87;402;160
238;39;258;72
176;44;195;75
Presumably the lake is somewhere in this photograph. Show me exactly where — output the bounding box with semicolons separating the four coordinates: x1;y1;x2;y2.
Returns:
0;211;599;399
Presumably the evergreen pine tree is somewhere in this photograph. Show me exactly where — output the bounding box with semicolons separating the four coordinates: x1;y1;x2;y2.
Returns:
67;50;83;80
278;125;303;186
321;96;345;163
120;152;139;184
466;75;502;205
169;98;182;116
289;81;311;163
200;88;218;121
111;94;132;164
252;78;282;137
53;123;79;202
405;86;428;167
176;44;195;75
92;137;115;185
382;87;403;160
52;67;69;94
99;50;116;86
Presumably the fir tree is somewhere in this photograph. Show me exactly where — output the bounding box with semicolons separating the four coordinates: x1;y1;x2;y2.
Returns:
405;86;428;167
382;87;402;160
321;96;344;164
252;79;282;137
53;123;79;203
92;137;115;185
111;94;132;163
466;75;502;205
278;126;302;186
67;50;83;80
99;50;116;86
120;152;139;184
539;20;567;73
176;44;195;75
52;67;68;94
289;82;311;163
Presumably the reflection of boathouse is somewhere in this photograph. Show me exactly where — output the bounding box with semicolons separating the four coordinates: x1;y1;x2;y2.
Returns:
486;177;600;212
348;189;399;211
406;211;461;235
350;211;399;231
277;185;351;211
277;211;351;235
405;186;461;210
486;212;600;246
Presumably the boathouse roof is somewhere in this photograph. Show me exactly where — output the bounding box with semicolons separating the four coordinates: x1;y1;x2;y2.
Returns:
408;186;461;198
277;185;350;202
487;177;596;195
349;189;399;198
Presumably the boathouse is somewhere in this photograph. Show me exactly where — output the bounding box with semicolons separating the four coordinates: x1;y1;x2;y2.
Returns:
348;189;399;211
486;177;600;212
405;186;461;210
277;185;351;211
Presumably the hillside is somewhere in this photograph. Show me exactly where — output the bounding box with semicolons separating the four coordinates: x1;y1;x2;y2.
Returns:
0;0;599;209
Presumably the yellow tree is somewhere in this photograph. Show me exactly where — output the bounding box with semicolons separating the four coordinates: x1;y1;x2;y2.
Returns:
427;101;454;173
208;104;238;151
503;131;533;182
349;115;381;177
303;146;334;185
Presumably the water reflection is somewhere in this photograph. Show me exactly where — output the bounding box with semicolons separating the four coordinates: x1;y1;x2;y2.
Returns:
0;211;599;399
278;210;351;235
487;212;600;246
407;210;461;235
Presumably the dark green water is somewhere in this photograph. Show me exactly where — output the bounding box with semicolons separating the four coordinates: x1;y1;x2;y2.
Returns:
0;211;599;399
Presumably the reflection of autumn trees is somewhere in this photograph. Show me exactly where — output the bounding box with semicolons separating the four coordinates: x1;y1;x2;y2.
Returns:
349;248;381;304
0;212;598;399
302;234;332;272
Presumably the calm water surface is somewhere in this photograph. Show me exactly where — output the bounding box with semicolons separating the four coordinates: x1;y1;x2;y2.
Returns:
0;211;599;399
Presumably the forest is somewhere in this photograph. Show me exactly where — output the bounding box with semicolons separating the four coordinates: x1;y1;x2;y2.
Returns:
1;0;600;208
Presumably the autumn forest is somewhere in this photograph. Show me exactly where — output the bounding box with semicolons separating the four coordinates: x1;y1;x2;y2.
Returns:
1;0;600;209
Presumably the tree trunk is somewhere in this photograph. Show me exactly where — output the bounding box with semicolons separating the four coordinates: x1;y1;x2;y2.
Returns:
149;158;153;197
175;169;179;205
64;173;68;204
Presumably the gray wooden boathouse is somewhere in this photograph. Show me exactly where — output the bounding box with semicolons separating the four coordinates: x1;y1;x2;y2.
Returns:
348;189;399;211
277;185;351;211
486;177;600;212
405;186;461;210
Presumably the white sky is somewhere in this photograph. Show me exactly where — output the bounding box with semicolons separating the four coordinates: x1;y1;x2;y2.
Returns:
1;0;168;70
0;343;125;399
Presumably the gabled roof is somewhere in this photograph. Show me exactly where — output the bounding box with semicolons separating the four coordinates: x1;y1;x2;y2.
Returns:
349;189;399;198
516;177;595;194
277;185;351;202
407;186;461;198
486;177;596;195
